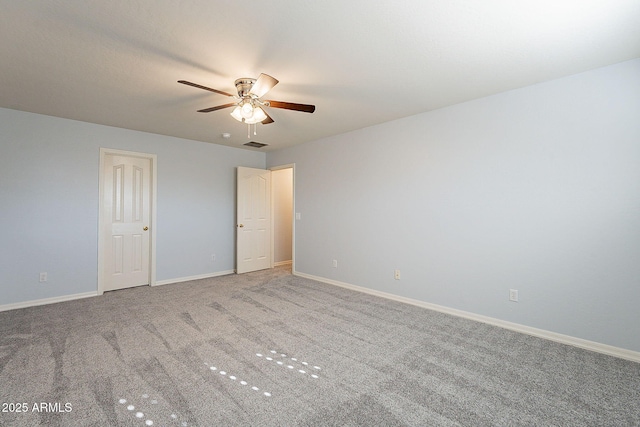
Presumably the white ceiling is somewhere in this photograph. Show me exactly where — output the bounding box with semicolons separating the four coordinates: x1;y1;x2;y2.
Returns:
1;1;639;151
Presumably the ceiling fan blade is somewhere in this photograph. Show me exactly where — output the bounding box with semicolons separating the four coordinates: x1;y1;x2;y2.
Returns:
178;80;235;97
266;100;315;113
197;103;237;113
249;73;279;98
261;110;274;124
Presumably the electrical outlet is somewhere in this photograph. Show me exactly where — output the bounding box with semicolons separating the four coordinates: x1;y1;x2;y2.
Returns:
39;272;47;282
394;269;401;280
332;259;338;268
509;289;519;302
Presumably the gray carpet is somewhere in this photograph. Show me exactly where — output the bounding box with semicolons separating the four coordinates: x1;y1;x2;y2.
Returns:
1;266;639;426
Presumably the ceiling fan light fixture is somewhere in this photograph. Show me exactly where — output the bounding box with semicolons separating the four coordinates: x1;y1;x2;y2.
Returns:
230;106;243;122
244;106;267;124
240;101;254;119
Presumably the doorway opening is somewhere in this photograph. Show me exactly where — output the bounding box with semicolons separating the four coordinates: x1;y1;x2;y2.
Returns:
271;165;294;271
235;164;294;274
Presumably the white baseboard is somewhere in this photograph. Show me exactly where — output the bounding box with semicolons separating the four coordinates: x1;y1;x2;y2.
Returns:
293;271;640;364
274;260;292;267
154;270;235;286
0;270;235;312
0;291;98;313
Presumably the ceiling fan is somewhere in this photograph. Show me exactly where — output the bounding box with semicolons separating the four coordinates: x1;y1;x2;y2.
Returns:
178;73;315;125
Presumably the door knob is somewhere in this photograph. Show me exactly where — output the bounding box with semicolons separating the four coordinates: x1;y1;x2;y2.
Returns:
143;226;148;231
238;224;244;228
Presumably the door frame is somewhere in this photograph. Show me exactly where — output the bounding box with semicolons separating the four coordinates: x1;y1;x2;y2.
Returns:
98;148;157;295
270;163;295;273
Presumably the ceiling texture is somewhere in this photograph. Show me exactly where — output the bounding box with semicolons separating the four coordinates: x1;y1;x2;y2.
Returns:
1;1;639;151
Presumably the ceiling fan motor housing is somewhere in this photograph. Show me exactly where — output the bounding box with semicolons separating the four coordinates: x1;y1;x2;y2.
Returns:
234;78;256;98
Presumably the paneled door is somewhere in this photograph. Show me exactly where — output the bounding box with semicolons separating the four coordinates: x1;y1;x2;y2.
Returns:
101;153;152;291
236;167;272;274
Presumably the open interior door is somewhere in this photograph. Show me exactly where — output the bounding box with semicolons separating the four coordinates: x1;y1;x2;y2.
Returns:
236;167;272;274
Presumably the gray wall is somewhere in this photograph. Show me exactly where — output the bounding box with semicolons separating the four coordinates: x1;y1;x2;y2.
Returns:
0;108;265;306
267;59;640;352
